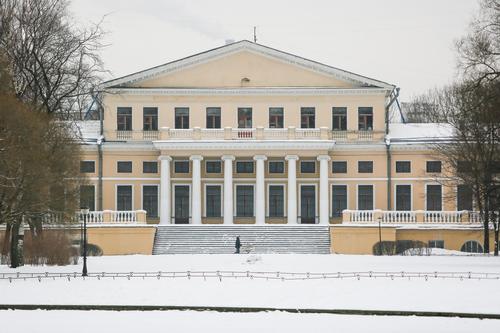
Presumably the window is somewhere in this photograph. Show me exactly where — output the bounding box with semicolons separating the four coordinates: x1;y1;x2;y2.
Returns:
300;161;316;173
142;185;158;217
426;185;442;211
117;185;132;211
206;185;222;217
269;107;284;128
236;161;254;173
206;107;221;129
460;240;483;253
206;161;222;173
301;107;315;128
175;107;189;129
268;185;284;217
238;108;252;128
358;161;373;173
358;107;373;131
332;185;347;217
395;185;411;211
426;161;442;173
396;161;411;173
269;161;284;174
79;185;95;211
236;185;254;217
117;161;132;173
174;161;189;173
332;161;347;173
117;107;132;131
457;161;472;173
457;185;473;211
358;185;373;210
80;161;95;173
428;240;444;249
143;161;158;174
332;107;347;131
143;107;158;131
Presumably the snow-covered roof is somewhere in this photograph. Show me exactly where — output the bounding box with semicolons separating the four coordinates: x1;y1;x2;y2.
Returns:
388;123;454;143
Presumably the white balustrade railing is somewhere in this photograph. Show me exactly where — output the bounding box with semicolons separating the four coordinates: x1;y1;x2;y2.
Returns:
111;210;137;223
424;211;463;223
116;130;133;140
295;128;320;139
382;211;416;223
343;210;481;224
349;210;374;223
263;128;288;139
168;129;194;139
232;128;255;139
357;130;373;141
83;211;104;223
201;129;225;139
142;130;159;140
331;130;348;142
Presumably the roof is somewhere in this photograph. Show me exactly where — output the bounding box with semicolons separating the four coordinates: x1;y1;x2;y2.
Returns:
101;40;395;90
388;123;454;143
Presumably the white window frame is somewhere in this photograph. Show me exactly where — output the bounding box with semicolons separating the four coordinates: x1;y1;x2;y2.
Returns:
115;184;134;211
142;160;159;174
79;184;97;211
395;160;412;173
330;183;348;217
140;184;160;218
235;160;255;174
173;160;190;174
356;184;375;210
394;183;413;211
266;183;286;217
425;183;443;211
331;160;348;174
234;183;255;217
300;160;317;174
205;160;222;174
172;183;191;222
204;183;223;218
298;183;318;222
268;160;285;174
116;160;133;173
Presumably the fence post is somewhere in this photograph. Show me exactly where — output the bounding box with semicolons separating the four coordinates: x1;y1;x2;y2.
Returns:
320;127;330;140
256;127;264;140
224;127;232;140
103;210;112;223
461;210;470;224
160;127;170;140
415;210;425;223
342;209;351;223
136;210;147;224
288;126;296;140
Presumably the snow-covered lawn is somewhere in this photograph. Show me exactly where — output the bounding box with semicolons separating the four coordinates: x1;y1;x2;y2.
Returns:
1;254;500;332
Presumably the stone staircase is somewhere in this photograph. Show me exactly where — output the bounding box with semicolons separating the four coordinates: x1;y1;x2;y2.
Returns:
152;225;331;254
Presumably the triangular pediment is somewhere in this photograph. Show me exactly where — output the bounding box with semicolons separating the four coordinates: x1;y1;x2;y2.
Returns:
102;40;393;90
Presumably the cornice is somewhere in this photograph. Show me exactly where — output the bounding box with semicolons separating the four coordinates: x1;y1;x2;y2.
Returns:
152;140;335;151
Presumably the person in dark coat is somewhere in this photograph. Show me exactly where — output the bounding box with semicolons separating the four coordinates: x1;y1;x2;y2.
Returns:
235;236;241;254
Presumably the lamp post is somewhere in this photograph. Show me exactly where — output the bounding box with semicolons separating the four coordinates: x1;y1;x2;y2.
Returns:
80;207;89;277
377;216;382;255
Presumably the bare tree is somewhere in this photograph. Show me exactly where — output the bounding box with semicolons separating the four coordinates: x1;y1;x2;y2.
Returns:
0;0;106;119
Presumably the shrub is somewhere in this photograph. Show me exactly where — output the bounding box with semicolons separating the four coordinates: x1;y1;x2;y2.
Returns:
373;240;431;256
23;230;78;266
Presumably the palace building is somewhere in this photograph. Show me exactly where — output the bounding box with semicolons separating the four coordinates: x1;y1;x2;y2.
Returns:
77;40;490;255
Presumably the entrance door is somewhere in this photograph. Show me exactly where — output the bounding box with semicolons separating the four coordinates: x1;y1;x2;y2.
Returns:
174;185;190;224
300;185;316;224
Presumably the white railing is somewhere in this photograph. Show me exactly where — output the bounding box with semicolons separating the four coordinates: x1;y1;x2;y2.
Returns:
357;130;373;141
331;130;348;142
349;210;374;222
232;128;255;139
296;128;320;139
263;128;289;140
424;211;463;223
201;129;225;139
142;130;159;140
168;129;194;139
111;210;137;223
116;130;132;140
83;211;104;223
343;210;481;224
382;211;416;223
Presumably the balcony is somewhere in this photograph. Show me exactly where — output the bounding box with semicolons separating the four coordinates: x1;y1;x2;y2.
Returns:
42;210;148;225
106;127;384;142
342;210;483;225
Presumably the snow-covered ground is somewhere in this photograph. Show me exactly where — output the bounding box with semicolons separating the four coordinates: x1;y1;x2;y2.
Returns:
1;254;500;332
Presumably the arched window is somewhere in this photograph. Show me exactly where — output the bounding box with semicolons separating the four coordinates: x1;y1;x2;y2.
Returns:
460;240;483;253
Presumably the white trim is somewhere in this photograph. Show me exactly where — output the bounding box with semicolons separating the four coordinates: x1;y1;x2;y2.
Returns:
425;183;443;211
173;159;190;174
116;160;133;173
204;183;223;218
267;160;285;174
356;184;375;210
298;183;318;223
172;183;191;223
115;184;134;211
235;160;255;174
173;106;190;130
330;183;349;217
153;140;336;151
84;176;450;182
142;160;159;174
140;184;159;218
267;183;286;218
299;160;317;174
79;184;97;211
205;159;222;174
394;183;413;211
395;160;412;174
234;183;256;218
268;106;285;129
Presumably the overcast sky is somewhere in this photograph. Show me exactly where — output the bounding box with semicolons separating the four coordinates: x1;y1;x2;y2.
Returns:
71;0;479;102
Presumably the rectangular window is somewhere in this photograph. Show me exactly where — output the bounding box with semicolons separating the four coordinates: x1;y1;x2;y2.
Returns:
80;161;95;173
117;161;132;173
117;107;132;131
428;240;444;249
300;161;316;173
426;185;442;211
143;107;158;131
143;161;158;174
269;161;285;174
426;161;442;173
117;185;132;211
174;161;189;173
142;185;158;217
79;185;95;211
457;185;473;211
395;185;412;211
358;185;373;210
358;161;373;173
332;107;347;131
206;161;222;173
301;107;315;128
238;108;252;128
206;107;221;129
358;107;373;131
175;107;189;129
332;185;347;217
268;185;285;217
206;185;222;217
236;161;254;173
396;161;411;173
332;161;347;173
269;107;284;128
236;185;254;217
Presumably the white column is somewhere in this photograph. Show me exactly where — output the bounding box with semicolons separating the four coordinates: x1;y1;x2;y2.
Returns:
254;155;267;224
318;155;331;225
190;155;203;224
286;155;299;224
222;155;235;224
159;156;172;225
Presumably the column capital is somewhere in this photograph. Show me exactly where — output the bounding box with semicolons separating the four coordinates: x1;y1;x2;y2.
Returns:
317;155;331;161
189;155;204;161
158;155;172;161
253;155;267;161
221;155;235;161
285;155;299;161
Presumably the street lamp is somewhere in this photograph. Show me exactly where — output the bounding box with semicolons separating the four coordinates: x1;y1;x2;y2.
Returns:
377;216;382;256
80;207;89;277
